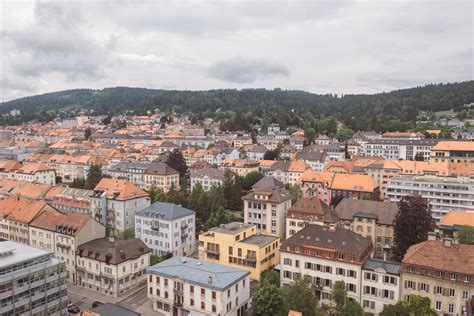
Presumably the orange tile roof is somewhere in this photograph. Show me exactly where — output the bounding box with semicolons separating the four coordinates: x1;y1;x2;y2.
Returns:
93;178;149;200
259;160;278;167
14;182;52;199
289;160;309;172
331;173;378;192
432;141;474;152
0;197;49;224
439;211;474;227
16;162;53;174
324;161;354;173
30;208;92;234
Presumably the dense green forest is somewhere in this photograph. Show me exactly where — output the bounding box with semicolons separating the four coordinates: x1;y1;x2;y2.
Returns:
1;81;473;132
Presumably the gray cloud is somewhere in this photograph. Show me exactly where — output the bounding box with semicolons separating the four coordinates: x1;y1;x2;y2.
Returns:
208;57;290;83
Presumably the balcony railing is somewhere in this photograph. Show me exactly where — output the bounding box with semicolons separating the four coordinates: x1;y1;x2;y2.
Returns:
206;248;219;255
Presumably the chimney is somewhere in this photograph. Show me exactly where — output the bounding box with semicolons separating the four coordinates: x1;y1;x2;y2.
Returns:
383;252;387;261
443;238;452;248
208;276;213;284
427;232;437;241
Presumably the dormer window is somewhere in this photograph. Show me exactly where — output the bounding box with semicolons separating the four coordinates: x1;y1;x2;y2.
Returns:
408;266;415;273
450;273;456;281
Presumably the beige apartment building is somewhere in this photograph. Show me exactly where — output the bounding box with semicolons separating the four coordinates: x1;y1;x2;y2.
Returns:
401;238;474;315
198;222;279;281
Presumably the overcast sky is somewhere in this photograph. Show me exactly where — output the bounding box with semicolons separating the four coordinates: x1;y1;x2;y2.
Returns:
1;0;472;101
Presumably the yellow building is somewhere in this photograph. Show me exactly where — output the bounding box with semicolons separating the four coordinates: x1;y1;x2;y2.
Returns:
198;222;279;281
431;140;474;163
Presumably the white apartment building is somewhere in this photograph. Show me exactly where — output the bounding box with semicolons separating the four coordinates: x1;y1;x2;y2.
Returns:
280;225;373;305
91;178;151;234
364;139;439;161
29;208;106;284
386;175;474;222
135;202;196;257
361;258;401;315
0;240;68;315
190;169;225;192
242;176;292;239
11;162;56;185
76;237;150;297
147;256;251;316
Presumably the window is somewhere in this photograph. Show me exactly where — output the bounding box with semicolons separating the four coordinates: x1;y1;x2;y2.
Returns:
229;247;233;255
463;291;469;299
201;288;205;296
464;276;471;283
435;301;442;311
408;266;414;273
435;286;443;295
450;273;456;281
190;285;194;293
283;258;292;266
448;304;454;313
419;283;428;292
337;268;345;276
406;281;414;289
449;288;455;297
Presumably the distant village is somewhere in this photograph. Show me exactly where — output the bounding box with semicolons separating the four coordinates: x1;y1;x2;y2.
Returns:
0;112;473;316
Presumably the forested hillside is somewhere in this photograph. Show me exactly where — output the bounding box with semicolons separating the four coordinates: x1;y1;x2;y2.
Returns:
1;81;473;132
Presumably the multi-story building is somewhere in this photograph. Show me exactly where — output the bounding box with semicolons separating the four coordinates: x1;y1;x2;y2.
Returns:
335;199;399;257
233;135;253;148
438;211;474;241
364;139;439;161
361;258;401;315
29;208;106;283
386;175;474;222
293;150;330;172
286;196;338;238
143;163;180;192
431;141;474;163
190;169;225;192
147;256;250;316
107;161;150;188
0;240;68;315
222;159;259;177
76;237;150;297
0;197;57;244
266;160;310;186
11;162;56;185
280;225;372;304
299;170;379;205
135;202;195;257
44;186;92;214
91;178;150;234
198;222;279;281
242;176;292;239
400;238;474;316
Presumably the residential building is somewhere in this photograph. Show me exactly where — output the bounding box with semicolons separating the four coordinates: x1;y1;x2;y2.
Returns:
386;175;474;222
11;162;56;185
233;135;252;148
107;161;150;188
431;141;474;163
191;169;225;192
76;237;150;297
44;186;92;214
299;170;379;205
438;211;474;241
242;176;292;239
361;259;401;315
335;199;399;257
135;202;195;257
266;160;309;186
400;239;474;316
0;240;68;315
143;163;180;192
364;139;439;161
280;225;373;304
147;256;250;316
198;222;279;281
91;178;150;234
222;159;259;177
286;196;338;238
293;150;330;172
29;208;106;283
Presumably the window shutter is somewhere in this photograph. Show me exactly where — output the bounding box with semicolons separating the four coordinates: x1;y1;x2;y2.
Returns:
404;280;407;288
412;282;416;289
426;284;429;293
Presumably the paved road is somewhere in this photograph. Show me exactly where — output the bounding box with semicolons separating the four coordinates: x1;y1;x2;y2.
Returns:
117;286;148;311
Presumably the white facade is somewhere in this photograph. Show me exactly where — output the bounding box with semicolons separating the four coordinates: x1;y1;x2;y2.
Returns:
135;206;196;257
191;173;224;192
12;169;56;185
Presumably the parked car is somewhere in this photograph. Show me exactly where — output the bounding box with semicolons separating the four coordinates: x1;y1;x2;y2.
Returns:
92;301;103;308
67;304;80;314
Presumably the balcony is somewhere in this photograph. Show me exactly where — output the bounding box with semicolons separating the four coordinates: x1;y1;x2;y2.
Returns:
181;223;188;230
206;248;220;255
245;255;257;262
56;242;71;250
150;221;160;231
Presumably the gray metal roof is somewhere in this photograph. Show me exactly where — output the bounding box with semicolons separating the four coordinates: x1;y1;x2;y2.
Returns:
362;258;401;275
136;202;195;220
147;256;249;291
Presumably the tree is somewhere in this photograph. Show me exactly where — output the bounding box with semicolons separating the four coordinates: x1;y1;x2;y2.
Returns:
261;270;280;287
222;170;243;212
341;301;364;316
166;149;187;177
117;229;135;240
203;207;235;231
304;128;316;145
282;275;319;316
85;165;105;190
344;141;351;159
242;171;264;191
70;177;86;189
392;195;435;261
332;280;347;315
263;150;277;160
335;128;355;142
84;127;92;140
252;279;283;316
147;188;167;203
403;295;436;315
458;225;474;245
287;184;302;203
381;303;408;316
